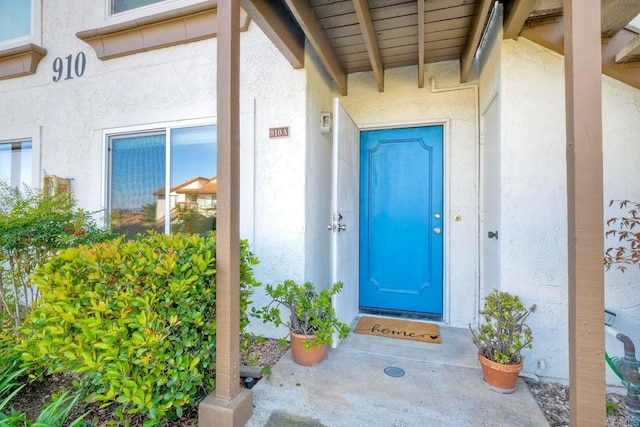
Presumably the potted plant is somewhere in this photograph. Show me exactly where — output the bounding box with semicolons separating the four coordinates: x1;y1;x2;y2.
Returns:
257;280;350;366
469;289;536;393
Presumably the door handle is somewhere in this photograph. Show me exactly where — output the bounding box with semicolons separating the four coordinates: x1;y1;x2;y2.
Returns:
488;230;498;239
328;224;347;232
433;227;441;234
328;213;346;232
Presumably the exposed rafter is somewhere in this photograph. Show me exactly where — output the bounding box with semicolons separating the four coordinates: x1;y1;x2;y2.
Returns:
418;0;425;88
241;0;305;69
616;34;640;63
353;0;384;92
460;0;493;83
601;0;640;38
503;0;537;39
521;18;640;90
283;0;348;95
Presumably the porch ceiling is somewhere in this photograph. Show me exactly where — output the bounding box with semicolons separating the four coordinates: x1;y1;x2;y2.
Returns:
243;0;640;94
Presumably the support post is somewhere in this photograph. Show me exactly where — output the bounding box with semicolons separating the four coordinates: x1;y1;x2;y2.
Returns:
564;0;605;425
199;0;252;424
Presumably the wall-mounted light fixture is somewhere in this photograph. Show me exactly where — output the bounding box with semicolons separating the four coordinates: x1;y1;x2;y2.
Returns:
320;112;332;134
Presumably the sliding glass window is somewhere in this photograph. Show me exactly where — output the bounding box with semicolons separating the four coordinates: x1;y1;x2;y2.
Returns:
108;124;216;237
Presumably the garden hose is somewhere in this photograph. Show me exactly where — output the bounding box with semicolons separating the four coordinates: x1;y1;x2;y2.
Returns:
606;351;624;381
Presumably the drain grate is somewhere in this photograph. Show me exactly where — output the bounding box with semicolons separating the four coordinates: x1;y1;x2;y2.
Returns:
383;366;405;377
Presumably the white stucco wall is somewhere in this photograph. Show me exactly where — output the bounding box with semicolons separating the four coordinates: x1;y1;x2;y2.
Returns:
602;75;640;377
500;36;640;382
238;24;308;338
303;43;337;290
340;63;479;328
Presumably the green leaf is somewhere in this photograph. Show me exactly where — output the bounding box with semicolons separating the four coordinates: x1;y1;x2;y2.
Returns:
189;356;200;370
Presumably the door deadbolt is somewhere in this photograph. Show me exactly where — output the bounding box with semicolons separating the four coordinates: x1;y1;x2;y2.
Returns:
434;213;441;219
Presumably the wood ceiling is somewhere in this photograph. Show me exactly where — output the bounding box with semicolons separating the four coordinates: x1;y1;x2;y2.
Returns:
314;0;475;72
242;0;640;94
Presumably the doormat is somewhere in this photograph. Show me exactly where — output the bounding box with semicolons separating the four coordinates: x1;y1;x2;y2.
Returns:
354;316;441;344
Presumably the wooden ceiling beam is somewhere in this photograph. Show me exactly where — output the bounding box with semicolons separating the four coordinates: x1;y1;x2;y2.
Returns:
616;33;640;63
353;0;384;92
418;0;425;88
601;0;640;38
241;0;305;69
503;0;537;39
521;19;640;90
283;0;348;95
460;0;492;83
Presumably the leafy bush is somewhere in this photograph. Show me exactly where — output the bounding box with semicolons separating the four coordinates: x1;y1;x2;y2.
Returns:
605;200;640;271
0;182;114;330
18;232;259;424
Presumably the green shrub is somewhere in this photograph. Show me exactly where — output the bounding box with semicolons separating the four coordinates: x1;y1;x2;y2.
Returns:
18;232;259;424
0;182;115;330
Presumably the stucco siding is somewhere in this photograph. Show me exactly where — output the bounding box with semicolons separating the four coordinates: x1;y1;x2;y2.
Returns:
303;42;337;290
501;36;640;382
238;25;308;338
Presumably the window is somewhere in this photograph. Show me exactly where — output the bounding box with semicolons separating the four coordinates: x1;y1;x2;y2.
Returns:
0;140;32;187
111;0;165;14
108;124;217;237
0;0;44;80
0;0;31;43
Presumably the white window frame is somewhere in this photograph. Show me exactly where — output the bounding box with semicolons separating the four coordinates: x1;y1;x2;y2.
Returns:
104;0;208;23
0;126;41;189
0;0;42;51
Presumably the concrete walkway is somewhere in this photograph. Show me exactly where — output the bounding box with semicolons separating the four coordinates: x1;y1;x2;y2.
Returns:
246;324;549;426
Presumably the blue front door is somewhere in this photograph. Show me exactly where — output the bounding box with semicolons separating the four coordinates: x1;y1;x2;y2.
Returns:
359;126;444;316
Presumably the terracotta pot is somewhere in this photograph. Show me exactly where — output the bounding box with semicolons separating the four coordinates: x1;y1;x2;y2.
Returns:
478;353;523;393
290;332;327;366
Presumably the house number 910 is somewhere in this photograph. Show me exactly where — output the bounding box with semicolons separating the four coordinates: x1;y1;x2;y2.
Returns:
52;52;86;82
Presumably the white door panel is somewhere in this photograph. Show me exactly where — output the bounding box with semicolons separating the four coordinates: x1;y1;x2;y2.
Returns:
481;96;501;299
331;98;359;347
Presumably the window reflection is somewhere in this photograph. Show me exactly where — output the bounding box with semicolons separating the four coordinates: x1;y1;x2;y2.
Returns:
169;125;217;234
0;0;31;42
0;140;32;187
110;133;165;237
111;0;165;14
108;125;217;237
